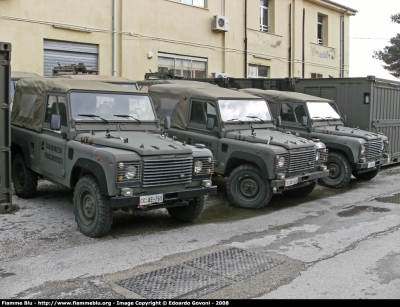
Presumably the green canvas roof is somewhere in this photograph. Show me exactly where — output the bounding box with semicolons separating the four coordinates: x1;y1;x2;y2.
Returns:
52;74;138;84
149;84;262;130
239;89;333;104
11;77;142;132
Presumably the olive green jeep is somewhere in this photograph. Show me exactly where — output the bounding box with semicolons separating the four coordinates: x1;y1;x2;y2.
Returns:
11;78;216;237
240;89;389;189
148;84;329;209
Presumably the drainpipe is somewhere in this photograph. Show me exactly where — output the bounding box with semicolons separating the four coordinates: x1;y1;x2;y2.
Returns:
244;0;248;78
288;3;292;77
112;0;116;76
302;8;305;78
340;8;349;78
221;0;226;74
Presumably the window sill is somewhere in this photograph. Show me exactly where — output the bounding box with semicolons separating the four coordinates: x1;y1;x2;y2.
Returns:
248;28;283;37
310;42;335;49
166;0;209;10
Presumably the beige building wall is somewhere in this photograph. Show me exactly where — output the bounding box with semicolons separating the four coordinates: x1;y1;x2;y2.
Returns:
0;0;355;80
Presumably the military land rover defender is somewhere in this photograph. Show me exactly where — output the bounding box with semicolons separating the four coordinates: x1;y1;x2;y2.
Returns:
11;78;216;237
148;84;329;209
240;89;389;189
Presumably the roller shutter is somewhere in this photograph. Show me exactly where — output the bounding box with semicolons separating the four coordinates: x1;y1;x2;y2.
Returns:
43;40;98;76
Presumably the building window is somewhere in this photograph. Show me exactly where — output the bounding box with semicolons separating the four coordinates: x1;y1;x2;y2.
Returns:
317;14;328;45
311;73;323;78
248;64;269;78
260;0;269;32
158;53;207;78
171;0;205;8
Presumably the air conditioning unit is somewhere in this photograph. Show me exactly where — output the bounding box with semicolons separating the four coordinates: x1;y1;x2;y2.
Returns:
212;15;229;32
212;72;228;78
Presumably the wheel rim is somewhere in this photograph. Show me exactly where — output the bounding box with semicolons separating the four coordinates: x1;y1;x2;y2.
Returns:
328;162;341;180
78;188;96;224
236;175;261;200
14;160;25;189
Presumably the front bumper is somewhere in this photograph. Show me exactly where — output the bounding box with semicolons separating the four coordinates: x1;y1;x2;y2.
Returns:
271;169;329;188
355;156;389;170
110;185;217;209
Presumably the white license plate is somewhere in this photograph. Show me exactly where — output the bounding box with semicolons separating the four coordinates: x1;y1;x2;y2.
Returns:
139;194;163;206
285;177;299;187
367;162;375;168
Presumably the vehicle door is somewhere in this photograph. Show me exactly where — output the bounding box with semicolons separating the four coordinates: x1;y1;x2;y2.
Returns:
279;102;310;138
39;93;68;180
185;99;220;161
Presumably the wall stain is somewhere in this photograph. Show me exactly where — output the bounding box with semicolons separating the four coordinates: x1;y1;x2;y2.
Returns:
311;46;336;60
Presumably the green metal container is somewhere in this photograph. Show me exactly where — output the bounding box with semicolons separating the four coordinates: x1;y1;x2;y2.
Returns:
0;42;12;213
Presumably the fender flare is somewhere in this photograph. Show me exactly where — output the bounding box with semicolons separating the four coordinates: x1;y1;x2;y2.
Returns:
227;152;268;178
324;142;355;164
11;137;32;167
72;158;109;196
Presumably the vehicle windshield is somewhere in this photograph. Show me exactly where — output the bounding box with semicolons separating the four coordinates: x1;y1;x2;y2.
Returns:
70;92;155;121
219;99;272;122
306;102;341;120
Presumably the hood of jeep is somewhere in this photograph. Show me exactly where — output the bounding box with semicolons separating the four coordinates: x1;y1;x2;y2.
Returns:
225;129;315;150
313;125;383;141
75;131;193;155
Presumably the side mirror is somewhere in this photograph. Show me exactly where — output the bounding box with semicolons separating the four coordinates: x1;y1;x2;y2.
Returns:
277;116;281;127
341;115;347;125
206;117;215;130
50;114;61;130
301;116;308;126
164;116;171;130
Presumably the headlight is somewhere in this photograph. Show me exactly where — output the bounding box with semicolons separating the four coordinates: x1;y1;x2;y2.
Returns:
360;145;366;155
383;140;389;151
194;160;203;173
125;165;137;179
275;155;285;168
316;151;321;161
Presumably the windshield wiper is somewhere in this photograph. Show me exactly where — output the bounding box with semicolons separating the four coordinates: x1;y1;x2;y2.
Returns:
113;114;142;123
78;114;109;123
225;118;246;124
246;116;265;123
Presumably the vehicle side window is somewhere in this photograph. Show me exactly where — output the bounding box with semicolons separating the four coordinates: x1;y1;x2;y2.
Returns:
44;95;68;127
294;104;307;123
190;101;206;125
206;102;218;127
280;103;296;122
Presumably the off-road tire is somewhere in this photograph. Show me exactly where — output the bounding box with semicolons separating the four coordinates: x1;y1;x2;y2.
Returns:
318;152;352;189
167;196;204;222
12;153;38;198
226;164;273;209
352;166;381;181
282;180;317;197
73;175;113;238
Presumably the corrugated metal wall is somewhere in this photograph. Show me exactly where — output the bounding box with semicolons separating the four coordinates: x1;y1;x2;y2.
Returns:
371;80;400;162
43;40;98;76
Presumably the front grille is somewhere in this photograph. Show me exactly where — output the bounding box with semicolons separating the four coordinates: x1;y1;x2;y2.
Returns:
194;157;215;176
288;148;316;172
142;157;193;187
365;140;383;158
